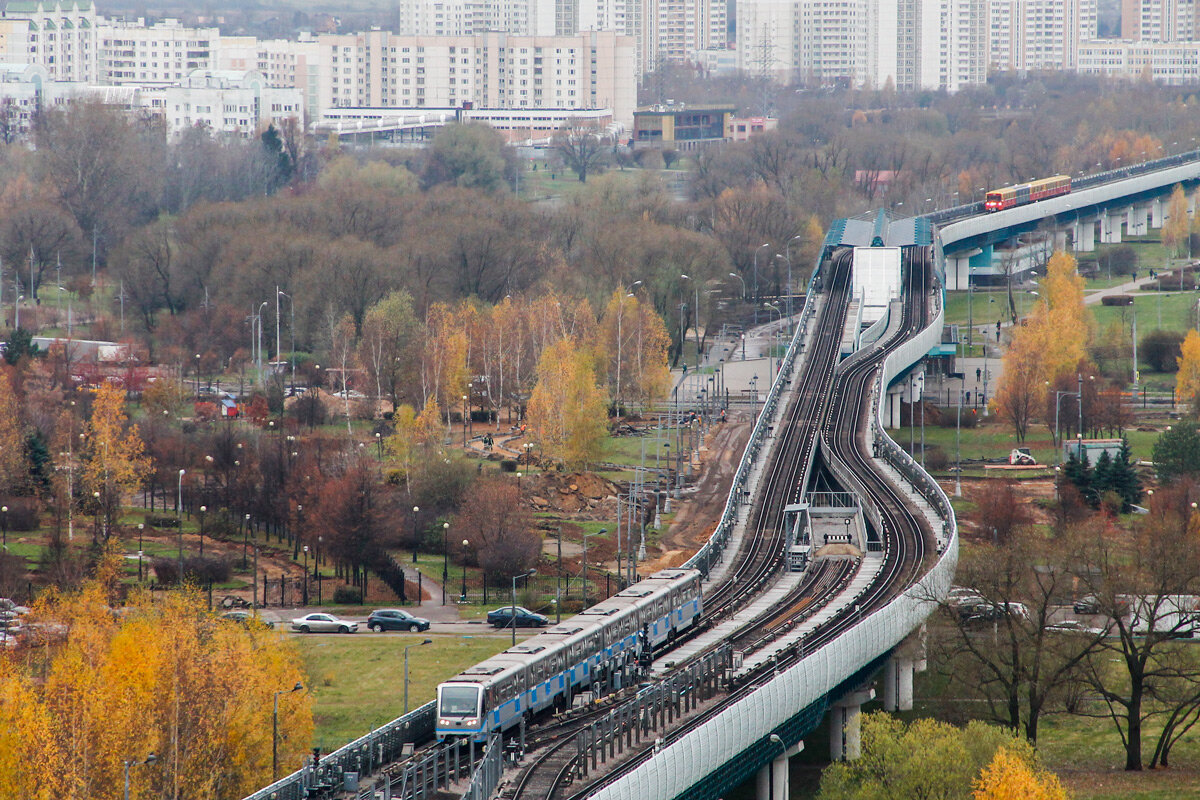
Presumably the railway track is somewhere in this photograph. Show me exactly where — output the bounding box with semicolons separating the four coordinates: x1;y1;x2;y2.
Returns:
533;247;940;800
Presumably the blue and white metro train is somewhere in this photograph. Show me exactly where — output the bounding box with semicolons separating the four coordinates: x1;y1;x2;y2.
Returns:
436;568;703;741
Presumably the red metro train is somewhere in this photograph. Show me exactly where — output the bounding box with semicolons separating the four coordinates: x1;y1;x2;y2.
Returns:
984;175;1072;212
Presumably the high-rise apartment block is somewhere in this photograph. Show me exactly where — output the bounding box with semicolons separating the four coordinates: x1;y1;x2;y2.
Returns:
0;0;96;82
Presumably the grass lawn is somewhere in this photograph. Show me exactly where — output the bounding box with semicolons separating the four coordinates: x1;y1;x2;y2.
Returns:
889;416;1168;468
1092;290;1200;336
297;632;512;749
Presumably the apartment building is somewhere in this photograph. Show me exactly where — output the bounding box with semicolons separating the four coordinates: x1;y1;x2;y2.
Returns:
97;18;219;84
990;0;1098;71
1078;38;1200;82
1120;0;1198;42
298;29;634;124
0;0;97;82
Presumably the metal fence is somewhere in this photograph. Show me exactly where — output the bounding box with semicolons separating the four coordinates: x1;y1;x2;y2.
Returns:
683;247;830;579
461;735;504;800
589;259;960;800
240;703;435;800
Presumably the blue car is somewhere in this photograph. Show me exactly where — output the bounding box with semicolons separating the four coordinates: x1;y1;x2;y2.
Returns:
486;605;549;628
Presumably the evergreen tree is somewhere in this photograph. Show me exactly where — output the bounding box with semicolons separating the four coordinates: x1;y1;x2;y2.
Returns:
1151;420;1200;484
1063;450;1095;506
1109;438;1143;512
1092;449;1115;504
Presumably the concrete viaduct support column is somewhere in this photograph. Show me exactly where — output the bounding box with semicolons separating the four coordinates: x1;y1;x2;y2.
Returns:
830;688;874;761
1053;230;1068;252
756;742;803;800
882;657;915;712
1101;209;1123;244
1075;218;1096;252
1152;198;1165;229
1128;205;1149;237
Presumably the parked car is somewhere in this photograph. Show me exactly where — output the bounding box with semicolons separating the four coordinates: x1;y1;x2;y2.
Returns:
486;606;549;629
0;598;30;615
1046;619;1108;636
290;613;357;634
946;587;986;608
221;610;275;629
366;609;431;633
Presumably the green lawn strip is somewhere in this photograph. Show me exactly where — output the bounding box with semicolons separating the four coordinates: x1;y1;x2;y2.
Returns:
888;420;1166;466
297;633;511;749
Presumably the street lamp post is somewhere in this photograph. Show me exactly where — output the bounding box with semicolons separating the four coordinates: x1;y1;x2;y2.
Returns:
441;522;450;605
411;506;420;563
272;682;304;781
403;639;433;714
582;528;606;608
460;539;469;602
137;522;144;581
123;753;157;800
198;505;207;557
0;505;6;550
511;569;537;645
302;545;309;606
177;469;186;581
784;234;803;335
243;513;251;570
462;395;468;447
753;243;771;324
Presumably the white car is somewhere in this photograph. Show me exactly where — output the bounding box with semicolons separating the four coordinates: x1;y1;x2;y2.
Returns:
291;613;358;634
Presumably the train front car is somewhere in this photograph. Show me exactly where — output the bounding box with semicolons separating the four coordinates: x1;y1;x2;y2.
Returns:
436;681;486;740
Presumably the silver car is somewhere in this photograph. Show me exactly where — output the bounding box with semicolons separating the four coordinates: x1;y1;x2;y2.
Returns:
290;613;358;634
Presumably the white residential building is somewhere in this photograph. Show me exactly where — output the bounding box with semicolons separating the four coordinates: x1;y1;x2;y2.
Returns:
1078;39;1200;83
1120;0;1198;42
263;29;635;124
97;18;219;84
0;0;97;82
989;0;1097;72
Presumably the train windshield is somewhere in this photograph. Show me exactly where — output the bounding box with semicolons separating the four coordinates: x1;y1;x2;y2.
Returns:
439;685;481;717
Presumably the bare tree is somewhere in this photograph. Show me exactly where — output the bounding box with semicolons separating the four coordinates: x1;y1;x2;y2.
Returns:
553;121;611;183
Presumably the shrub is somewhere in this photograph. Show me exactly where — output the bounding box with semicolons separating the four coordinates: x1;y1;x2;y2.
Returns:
145;515;180;529
333;585;363;604
1100;294;1134;306
1141;329;1184;373
0;499;39;531
923;446;949;471
151;556;230;586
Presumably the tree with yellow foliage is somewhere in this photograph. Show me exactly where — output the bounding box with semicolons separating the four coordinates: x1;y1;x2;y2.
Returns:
0;568;311;800
527;338;608;469
973;746;1068;800
81;382;151;543
993;251;1091;441
386;396;445;491
0;368;25;496
1162;184;1190;258
597;289;672;413
1176;329;1200;411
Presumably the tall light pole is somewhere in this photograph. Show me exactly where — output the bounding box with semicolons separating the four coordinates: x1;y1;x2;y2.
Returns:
753;243;770;324
784;234;802;335
404;639;433;713
511;569;536;645
278;288;295;391
123;753;156;800
582;528;605;608
727;271;746;302
411;506;420;563
0;505;6;551
441;521;450;605
272;682;304;781
177;469;185;579
460;538;469;602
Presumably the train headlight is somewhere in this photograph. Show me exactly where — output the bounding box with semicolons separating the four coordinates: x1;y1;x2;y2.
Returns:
464;718;479;727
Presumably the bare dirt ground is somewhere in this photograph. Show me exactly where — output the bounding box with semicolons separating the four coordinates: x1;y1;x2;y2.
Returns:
641;410;754;572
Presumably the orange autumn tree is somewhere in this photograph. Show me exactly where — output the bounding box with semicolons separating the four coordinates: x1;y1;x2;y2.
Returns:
0;567;312;800
597;289;671;413
973;746;1068;800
